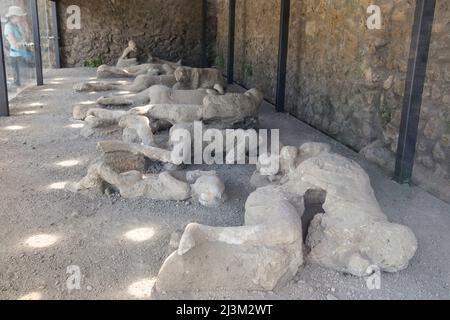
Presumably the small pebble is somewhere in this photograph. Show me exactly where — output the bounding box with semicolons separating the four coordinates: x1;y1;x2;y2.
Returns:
71;211;79;218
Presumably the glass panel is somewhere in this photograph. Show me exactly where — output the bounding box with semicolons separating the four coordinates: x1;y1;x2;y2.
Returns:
413;2;450;197
1;0;36;100
38;0;56;72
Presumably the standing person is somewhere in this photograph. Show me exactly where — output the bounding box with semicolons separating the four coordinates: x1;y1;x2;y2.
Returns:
3;6;33;87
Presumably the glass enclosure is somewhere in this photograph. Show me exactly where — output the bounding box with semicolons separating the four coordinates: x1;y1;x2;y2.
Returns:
1;0;56;101
1;0;36;100
38;0;57;71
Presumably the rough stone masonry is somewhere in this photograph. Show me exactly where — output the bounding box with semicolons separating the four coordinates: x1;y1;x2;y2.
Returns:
57;0;217;67
216;0;449;203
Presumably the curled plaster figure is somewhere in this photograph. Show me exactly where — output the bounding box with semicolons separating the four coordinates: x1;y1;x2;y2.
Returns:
253;142;418;277
76;107;166;146
67;141;226;207
118;115;155;146
116;40;140;68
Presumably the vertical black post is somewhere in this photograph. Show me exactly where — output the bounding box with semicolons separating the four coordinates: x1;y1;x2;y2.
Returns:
31;0;44;85
394;0;436;184
0;23;10;117
227;0;236;84
275;0;291;113
51;0;62;68
201;0;208;68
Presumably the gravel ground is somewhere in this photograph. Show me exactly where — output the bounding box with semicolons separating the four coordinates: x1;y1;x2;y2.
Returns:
0;68;449;300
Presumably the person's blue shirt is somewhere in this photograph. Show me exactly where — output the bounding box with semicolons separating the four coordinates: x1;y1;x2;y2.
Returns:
4;22;32;59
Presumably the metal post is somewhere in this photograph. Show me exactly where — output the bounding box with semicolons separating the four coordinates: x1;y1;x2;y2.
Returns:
227;0;236;84
51;0;62;68
0;23;10;117
275;0;291;113
394;0;436;184
201;0;208;68
31;0;44;85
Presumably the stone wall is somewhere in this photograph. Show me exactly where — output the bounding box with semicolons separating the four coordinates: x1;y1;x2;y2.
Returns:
57;0;213;67
216;0;450;203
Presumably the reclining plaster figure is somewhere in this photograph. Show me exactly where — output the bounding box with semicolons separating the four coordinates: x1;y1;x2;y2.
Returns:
98;47;181;79
74;66;224;94
155;183;305;292
96;62;175;79
67;141;226;206
74;72;178;93
96;84;219;107
252;142;418;277
78;89;263;146
130;88;263;127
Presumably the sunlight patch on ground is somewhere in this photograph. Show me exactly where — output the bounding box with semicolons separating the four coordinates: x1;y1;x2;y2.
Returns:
41;88;56;92
124;227;157;242
56;159;80;167
66;123;85;129
128;278;156;299
79;100;96;105
3;125;26;131
48;181;68;190
29;102;43;107
18;292;42;300
22;110;39;115
25;234;59;248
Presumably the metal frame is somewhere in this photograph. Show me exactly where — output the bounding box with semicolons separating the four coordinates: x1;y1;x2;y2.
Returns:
275;0;291;113
51;0;62;68
227;0;236;84
0;22;9;117
394;0;437;184
31;0;44;85
201;0;208;68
